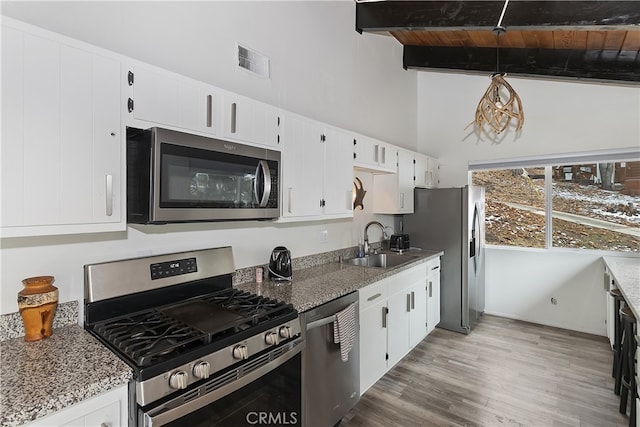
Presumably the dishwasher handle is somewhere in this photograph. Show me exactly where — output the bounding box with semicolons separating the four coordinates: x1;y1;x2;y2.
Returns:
306;314;336;331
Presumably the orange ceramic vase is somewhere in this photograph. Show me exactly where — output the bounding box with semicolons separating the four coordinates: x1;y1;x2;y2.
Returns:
18;276;58;342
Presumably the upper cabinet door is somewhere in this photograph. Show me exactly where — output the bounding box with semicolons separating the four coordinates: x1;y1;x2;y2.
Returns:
128;62;180;127
322;127;354;217
1;21;124;237
373;148;414;214
221;93;281;149
126;61;219;136
353;136;396;174
280;113;324;218
415;152;439;188
177;81;218;136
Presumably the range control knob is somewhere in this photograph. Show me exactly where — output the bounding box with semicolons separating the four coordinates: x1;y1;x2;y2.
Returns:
193;361;211;379
233;344;249;360
265;331;279;346
279;326;292;339
168;371;188;390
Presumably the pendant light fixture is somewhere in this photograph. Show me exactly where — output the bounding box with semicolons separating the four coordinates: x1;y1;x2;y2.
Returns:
468;0;524;135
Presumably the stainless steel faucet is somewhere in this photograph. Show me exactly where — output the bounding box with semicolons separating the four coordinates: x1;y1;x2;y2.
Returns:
363;221;389;255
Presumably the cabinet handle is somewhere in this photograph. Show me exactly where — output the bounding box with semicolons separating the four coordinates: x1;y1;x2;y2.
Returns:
206;95;213;128
381;146;386;164
374;145;379;163
411;291;415;309
400;193;405;209
429;281;433;298
432;266;440;271
406;294;411;312
382;306;388;328
367;293;382;302
230;102;237;133
100;423;111;427
288;188;293;213
425;171;429;186
105;174;113;216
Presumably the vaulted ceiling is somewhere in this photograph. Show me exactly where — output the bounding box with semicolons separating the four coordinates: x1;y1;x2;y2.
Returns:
355;1;640;83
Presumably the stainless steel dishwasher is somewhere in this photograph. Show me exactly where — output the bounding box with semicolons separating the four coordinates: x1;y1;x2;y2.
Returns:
303;291;360;427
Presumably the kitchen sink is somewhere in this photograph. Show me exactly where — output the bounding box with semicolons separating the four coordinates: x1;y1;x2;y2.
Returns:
343;252;418;269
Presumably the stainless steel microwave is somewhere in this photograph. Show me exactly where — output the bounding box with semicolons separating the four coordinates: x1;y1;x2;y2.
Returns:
127;127;280;223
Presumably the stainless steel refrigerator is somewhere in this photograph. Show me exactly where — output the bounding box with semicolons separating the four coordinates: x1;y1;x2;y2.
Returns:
403;186;485;334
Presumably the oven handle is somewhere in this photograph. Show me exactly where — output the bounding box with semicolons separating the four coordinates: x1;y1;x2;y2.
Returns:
254;160;272;208
142;338;303;427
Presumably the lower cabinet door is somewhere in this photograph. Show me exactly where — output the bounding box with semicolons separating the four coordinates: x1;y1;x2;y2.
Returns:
409;282;428;347
359;301;388;394
386;291;411;368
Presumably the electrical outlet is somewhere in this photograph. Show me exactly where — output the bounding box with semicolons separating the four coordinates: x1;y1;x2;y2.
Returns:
319;230;328;243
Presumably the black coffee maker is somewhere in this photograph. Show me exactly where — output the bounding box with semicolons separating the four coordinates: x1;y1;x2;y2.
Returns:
268;246;292;281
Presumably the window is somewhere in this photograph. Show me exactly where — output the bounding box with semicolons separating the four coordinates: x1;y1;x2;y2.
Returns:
471;154;640;253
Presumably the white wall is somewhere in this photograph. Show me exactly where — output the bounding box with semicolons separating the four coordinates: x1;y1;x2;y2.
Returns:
485;247;606;336
0;2;411;315
417;72;640;187
417;71;639;335
0;1;417;149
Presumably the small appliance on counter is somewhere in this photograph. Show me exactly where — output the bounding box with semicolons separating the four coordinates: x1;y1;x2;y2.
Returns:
389;234;410;252
268;246;292;281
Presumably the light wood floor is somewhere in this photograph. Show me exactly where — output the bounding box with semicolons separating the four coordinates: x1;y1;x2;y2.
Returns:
342;315;628;427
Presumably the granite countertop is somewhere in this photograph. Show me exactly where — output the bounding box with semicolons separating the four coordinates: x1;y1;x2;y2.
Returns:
236;249;444;312
604;256;640;320
0;325;132;427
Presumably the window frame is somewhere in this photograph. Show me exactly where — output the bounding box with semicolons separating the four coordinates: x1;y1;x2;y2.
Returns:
469;148;640;256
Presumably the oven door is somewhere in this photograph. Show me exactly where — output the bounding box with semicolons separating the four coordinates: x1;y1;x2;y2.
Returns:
151;127;280;222
140;339;302;427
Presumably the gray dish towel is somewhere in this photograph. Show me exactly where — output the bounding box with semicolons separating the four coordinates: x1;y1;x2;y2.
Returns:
333;303;356;362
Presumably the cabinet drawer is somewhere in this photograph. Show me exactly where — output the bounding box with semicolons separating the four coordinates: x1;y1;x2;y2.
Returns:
426;257;441;271
359;279;388;310
387;263;427;296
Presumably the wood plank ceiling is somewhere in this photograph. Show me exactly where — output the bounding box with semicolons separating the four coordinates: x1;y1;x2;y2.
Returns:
355;1;640;83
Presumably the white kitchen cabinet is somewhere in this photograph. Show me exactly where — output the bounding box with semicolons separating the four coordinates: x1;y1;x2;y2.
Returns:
409;280;428;347
359;298;389;394
426;257;441;334
280;113;324;218
1;19;125;237
280;113;353;221
27;385;127;427
358;278;389;393
221;92;281;149
126;60;220;137
358;262;429;394
414;152;440;188
353;135;397;173
386;288;412;367
322;126;355;217
373;148;414;214
387;264;428;366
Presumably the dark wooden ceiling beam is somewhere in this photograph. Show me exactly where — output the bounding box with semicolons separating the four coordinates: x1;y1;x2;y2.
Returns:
403;46;640;82
356;1;640;32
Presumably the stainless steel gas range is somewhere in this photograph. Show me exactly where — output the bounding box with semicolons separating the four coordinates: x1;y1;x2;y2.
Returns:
84;247;303;426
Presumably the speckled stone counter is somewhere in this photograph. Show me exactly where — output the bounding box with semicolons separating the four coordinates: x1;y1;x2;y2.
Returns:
236;250;444;312
0;325;132;427
604;256;640;319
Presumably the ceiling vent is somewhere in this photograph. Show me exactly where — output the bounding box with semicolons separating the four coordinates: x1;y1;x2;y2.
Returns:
237;44;270;78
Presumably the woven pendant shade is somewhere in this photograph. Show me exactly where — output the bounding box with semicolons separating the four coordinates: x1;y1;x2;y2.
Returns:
472;73;524;134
